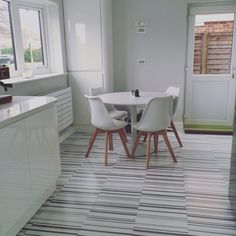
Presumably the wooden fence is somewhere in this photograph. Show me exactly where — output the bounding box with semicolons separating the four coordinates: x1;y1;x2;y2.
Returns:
193;31;233;74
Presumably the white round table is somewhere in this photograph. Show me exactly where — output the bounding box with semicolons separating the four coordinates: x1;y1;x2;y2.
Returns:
99;91;167;139
99;91;167;156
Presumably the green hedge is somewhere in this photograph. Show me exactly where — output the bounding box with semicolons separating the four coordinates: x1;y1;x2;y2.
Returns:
1;47;42;62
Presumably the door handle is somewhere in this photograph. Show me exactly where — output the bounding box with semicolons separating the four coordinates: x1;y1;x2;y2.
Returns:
232;67;236;79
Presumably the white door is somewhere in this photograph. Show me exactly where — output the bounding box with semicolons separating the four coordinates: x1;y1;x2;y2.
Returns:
185;5;236;132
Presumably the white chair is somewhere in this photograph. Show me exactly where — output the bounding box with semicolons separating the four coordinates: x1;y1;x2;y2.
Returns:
89;87;128;145
131;96;177;169
84;95;130;166
89;87;128;120
166;86;183;147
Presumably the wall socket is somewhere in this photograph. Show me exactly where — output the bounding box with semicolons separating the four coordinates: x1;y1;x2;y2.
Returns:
137;59;146;64
137;27;146;34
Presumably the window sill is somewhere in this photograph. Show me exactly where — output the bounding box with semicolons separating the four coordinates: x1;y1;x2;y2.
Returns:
1;73;68;85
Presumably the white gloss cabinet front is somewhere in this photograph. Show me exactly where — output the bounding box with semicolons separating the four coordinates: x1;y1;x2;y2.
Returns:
0;119;31;236
26;106;60;207
63;0;102;71
0;102;60;236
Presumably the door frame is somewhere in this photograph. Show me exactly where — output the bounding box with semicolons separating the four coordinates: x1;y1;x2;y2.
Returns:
184;4;236;131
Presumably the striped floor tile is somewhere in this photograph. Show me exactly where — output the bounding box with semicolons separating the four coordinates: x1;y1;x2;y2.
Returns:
18;132;236;236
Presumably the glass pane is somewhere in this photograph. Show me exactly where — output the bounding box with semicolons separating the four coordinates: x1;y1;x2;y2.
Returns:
193;13;234;75
0;0;16;71
19;7;44;69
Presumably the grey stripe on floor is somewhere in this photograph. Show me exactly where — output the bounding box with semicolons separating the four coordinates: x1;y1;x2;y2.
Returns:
18;132;236;236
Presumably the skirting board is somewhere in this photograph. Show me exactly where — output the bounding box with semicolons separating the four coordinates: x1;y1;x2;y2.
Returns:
184;123;233;135
173;121;184;132
59;125;76;143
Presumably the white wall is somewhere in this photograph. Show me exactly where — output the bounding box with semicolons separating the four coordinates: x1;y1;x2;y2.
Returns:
112;0;188;121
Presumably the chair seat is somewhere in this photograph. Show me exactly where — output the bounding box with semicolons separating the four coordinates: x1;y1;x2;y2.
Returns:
89;87;128;121
133;122;162;132
110;110;128;120
111;119;128;130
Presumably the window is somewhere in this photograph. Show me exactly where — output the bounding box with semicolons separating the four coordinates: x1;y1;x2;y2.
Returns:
193;13;234;74
0;0;16;70
0;0;49;77
19;7;45;69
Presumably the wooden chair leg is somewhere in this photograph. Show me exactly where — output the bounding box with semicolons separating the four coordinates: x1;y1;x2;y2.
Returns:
154;134;158;154
105;131;109;166
108;132;113;151
131;132;142;158
143;134;147;143
171;120;183;147
162;130;177;163
85;128;99;157
146;133;152;169
123;128;128;142
118;129;130;158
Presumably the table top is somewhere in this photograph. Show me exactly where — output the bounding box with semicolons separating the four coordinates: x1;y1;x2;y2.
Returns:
99;91;168;106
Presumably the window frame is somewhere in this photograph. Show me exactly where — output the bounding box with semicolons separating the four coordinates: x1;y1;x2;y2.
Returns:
1;0;51;77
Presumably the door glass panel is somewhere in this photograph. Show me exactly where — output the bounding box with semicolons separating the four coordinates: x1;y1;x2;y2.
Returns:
193;13;234;74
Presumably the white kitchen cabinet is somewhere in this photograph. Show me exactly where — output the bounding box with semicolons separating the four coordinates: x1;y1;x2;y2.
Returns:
63;0;102;71
0;119;31;236
26;106;60;205
0;96;60;236
63;0;114;131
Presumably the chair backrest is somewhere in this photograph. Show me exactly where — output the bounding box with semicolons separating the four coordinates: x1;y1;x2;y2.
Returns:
89;87;115;112
85;95;116;130
166;86;181;116
136;96;173;132
89;87;106;96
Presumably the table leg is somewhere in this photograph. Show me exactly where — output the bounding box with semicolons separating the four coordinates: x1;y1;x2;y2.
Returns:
112;105;153;157
129;105;137;140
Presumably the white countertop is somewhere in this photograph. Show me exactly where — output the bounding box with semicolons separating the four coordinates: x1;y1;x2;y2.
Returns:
0;96;56;129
